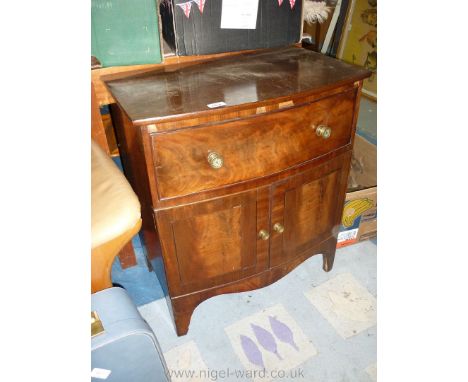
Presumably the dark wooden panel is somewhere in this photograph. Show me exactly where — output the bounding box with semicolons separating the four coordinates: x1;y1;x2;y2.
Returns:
270;151;352;268
104;47;370;124
170;236;338;336
172;0;302;56
117;241;138;269
172;206;243;284
145;83;356;133
110;105;161;261
151;90;355;199
151;145;351;210
289;170;339;249
155;188;269;295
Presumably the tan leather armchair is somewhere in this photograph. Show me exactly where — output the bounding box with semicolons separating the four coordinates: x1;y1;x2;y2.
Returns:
91;140;142;293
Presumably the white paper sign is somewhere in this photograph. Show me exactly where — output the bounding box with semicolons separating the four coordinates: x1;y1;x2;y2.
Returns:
207;101;227;108
220;0;259;29
91;368;111;379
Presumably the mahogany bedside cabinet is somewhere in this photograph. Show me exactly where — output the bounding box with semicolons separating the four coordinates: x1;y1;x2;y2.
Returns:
104;47;371;336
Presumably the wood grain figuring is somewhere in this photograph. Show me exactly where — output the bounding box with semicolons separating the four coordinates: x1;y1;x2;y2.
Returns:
172;207;243;283
269;153;350;268
151;90;355;199
93;49;257;106
105;47;370;124
105;47;371;336
170;236;338;336
294;171;338;247
110;105;160;260
156;189;267;295
146;83;357;133
149;145;351;210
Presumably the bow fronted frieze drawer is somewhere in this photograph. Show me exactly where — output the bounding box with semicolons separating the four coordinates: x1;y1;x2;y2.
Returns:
151;89;356;199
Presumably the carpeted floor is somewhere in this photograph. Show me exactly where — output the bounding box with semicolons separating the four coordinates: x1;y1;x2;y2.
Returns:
111;234;165;306
112;239;376;382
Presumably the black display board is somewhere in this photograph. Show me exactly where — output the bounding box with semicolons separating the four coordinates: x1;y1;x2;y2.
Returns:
161;0;303;56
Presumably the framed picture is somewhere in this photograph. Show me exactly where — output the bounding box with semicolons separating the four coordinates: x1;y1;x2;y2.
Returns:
338;0;377;99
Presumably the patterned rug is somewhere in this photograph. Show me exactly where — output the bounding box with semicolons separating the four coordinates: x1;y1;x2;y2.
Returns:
136;240;377;382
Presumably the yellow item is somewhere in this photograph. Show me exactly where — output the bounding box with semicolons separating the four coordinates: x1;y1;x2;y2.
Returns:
342;198;374;228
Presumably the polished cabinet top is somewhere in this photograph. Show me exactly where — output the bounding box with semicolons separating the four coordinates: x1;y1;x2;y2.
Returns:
104;47;370;124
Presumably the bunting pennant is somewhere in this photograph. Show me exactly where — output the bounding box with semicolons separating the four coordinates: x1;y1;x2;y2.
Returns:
177;0;294;20
192;0;206;13
176;1;193;18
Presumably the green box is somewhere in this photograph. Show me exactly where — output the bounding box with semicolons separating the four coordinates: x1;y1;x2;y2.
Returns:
92;0;162;67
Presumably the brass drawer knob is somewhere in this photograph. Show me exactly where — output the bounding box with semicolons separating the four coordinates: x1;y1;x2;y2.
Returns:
273;222;284;233
207;151;224;169
258;229;270;241
316;125;332;139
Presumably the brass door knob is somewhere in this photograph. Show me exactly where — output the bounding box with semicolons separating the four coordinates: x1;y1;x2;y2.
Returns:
207;151;224;169
258;229;270;241
316;125;332;139
273;222;284;233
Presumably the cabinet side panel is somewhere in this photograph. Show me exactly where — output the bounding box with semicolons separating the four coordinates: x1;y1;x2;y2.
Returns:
110;104;162;264
350;81;364;146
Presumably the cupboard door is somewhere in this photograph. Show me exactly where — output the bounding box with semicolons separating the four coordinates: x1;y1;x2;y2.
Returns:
155;188;270;295
269;153;351;268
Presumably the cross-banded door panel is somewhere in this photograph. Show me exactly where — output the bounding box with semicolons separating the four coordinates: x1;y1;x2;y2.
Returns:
155;188;270;296
269;152;352;268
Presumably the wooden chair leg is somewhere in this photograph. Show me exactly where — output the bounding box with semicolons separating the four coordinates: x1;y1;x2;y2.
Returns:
118;241;138;269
